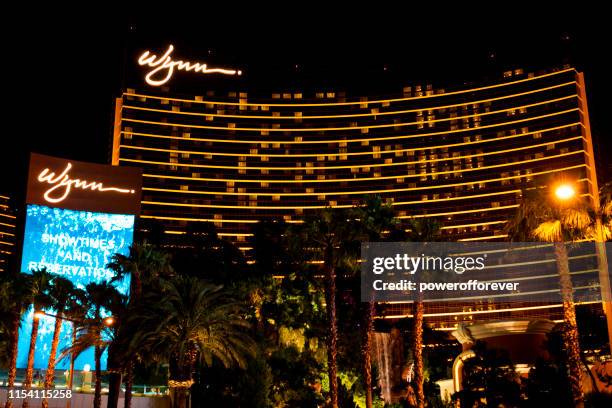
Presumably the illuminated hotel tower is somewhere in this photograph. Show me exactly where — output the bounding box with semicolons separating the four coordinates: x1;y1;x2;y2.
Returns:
0;194;17;273
113;66;601;326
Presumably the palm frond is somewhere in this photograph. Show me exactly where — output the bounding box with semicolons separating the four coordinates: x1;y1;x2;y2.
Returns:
532;220;563;242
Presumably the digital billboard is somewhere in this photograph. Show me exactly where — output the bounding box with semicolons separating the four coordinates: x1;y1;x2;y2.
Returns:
17;154;141;370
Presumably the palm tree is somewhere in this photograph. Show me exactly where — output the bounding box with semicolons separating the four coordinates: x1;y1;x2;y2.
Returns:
107;243;174;408
60;282;126;408
22;269;54;408
591;182;612;350
41;277;75;408
294;207;362;408
1;273;31;408
129;276;256;408
405;218;443;408
355;196;396;408
506;186;591;407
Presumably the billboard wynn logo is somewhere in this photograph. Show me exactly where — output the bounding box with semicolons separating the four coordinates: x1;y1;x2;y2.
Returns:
138;44;242;86
37;162;135;204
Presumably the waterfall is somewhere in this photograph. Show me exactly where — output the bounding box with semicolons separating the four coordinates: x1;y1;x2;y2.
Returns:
372;332;392;402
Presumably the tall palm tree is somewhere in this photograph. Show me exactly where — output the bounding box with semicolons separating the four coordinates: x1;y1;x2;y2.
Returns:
405;218;443;408
1;273;31;408
22;269;54;408
41;277;75;408
506;187;591;407
107;243;174;408
60;282;125;408
591;182;612;350
355;196;396;408
295;208;361;408
129;276;256;408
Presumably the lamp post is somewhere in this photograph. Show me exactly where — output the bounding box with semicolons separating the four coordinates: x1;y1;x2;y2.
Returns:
554;183;612;354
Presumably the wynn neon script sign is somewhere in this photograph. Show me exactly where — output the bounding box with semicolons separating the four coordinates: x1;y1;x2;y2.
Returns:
138;45;242;86
38;163;135;204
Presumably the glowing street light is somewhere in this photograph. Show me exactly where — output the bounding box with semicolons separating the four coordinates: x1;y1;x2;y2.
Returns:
33;310;46;320
555;184;575;201
103;316;115;327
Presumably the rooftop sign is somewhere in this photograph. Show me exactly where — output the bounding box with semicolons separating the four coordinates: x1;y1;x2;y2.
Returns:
137;44;242;86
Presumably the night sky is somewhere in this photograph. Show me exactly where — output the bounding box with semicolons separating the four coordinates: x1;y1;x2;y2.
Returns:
3;9;610;205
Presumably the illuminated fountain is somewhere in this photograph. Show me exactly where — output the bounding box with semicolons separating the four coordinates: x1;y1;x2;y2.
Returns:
371;328;405;403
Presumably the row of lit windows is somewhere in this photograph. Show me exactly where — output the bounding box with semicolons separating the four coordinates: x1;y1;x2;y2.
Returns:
123;67;575;109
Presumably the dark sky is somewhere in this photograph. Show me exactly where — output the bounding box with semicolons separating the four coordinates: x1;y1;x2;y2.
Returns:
3;9;610;204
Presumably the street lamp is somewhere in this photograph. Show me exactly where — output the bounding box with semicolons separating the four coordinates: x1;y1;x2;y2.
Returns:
103;316;115;327
555;184;576;201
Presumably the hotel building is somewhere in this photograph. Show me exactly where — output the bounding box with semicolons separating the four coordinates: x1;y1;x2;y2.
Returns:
0;195;17;273
112;66;601;327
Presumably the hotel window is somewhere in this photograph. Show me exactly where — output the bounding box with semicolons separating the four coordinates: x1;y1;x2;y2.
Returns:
373;146;381;159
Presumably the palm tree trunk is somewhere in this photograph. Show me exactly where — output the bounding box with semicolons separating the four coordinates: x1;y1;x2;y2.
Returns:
362;301;374;408
170;387;189;408
324;255;338;408
124;362;134;408
5;313;20;408
107;370;123;408
554;242;584;407
413;299;425;408
42;315;63;408
22;315;40;408
94;345;102;408
107;342;123;408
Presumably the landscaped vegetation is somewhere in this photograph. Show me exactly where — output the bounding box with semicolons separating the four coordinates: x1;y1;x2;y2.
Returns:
2;185;612;408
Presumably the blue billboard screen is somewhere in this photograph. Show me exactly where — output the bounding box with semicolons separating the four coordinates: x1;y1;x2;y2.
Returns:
18;204;134;370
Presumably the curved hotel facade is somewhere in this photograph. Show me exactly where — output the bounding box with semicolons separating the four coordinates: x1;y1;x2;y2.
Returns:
113;66;601;326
